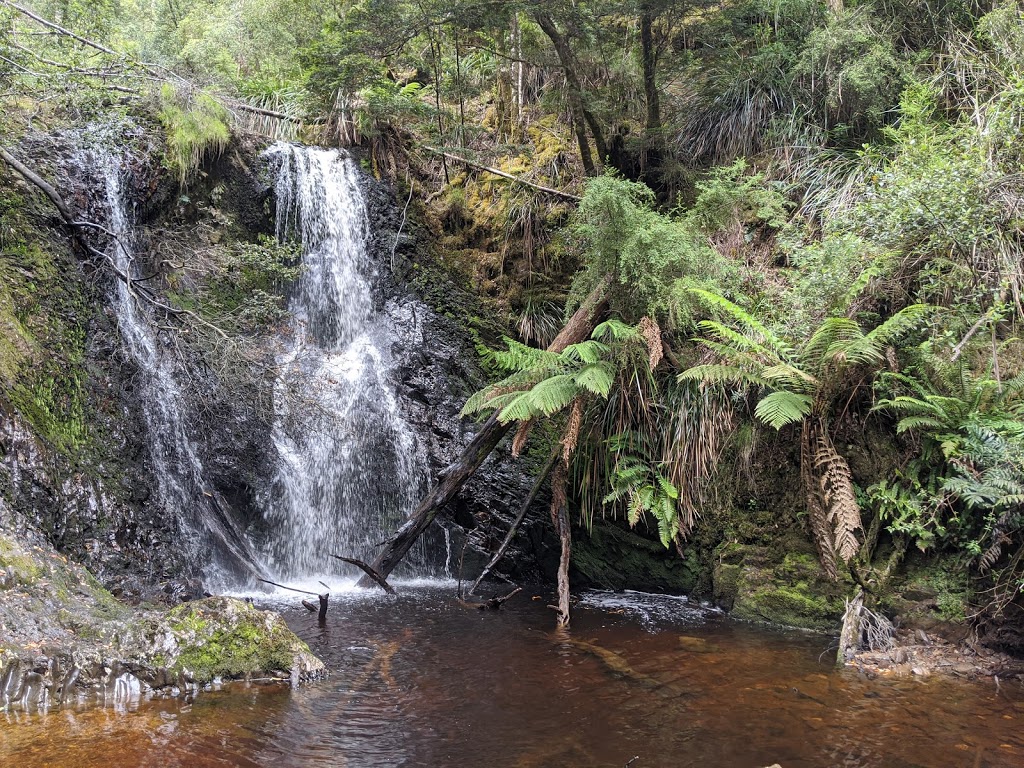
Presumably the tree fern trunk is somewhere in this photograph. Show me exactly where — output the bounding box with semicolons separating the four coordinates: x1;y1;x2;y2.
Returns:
802;419;839;580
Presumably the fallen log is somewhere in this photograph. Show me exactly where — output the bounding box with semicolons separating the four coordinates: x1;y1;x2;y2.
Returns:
422;145;582;202
356;280;609;589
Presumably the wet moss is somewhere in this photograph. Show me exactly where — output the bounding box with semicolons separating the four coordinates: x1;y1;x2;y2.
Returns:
0;536;43;587
714;543;845;632
154;597;323;683
0;181;92;455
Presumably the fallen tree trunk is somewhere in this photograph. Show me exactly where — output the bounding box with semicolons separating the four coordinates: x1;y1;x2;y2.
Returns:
422;146;582;201
356;280;609;588
331;555;396;595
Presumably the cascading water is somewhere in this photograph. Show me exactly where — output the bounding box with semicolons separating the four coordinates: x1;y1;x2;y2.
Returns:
90;146;259;588
261;144;426;582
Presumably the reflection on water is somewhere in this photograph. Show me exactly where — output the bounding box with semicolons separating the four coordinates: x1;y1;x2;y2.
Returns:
3;588;1022;768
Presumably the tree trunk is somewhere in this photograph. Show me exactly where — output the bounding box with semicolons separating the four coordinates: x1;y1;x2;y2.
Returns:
639;4;662;175
550;461;573;627
469;445;559;595
534;11;607;174
356;280;609;588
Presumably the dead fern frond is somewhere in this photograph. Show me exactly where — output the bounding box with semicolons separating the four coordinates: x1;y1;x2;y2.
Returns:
511;418;535;457
980;530;1011;573
802;420;839;580
813;424;863;563
562;398;583;465
637;316;663;371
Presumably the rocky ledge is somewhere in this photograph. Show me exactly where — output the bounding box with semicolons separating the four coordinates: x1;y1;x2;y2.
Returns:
0;531;323;712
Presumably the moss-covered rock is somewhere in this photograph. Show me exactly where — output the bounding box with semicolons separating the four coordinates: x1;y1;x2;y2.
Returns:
131;596;324;686
877;559;973;644
0;530;322;712
715;544;846;632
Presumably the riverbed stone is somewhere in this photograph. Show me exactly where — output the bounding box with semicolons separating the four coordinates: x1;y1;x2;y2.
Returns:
128;596;324;685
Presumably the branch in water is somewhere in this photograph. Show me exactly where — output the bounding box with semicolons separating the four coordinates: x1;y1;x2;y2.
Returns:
331;555;397;595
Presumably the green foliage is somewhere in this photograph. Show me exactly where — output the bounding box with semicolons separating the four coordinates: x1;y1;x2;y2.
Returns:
157;83;231;185
461;335;616;424
794;8;906;136
603;437;680;548
690;160;790;232
873;358;1024;567
680;289;932;427
171;235;301;332
570;174;730;326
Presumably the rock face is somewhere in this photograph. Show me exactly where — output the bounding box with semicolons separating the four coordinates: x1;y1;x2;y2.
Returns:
0;529;322;712
713;544;846;632
353;166;544;580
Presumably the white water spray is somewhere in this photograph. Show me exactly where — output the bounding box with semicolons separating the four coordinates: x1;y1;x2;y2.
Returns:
262;144;426;581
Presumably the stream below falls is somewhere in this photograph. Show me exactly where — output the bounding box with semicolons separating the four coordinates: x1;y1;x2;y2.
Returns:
2;587;1022;767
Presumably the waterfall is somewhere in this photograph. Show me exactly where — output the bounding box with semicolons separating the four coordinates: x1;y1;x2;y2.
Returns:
91;148;259;588
261;144;426;582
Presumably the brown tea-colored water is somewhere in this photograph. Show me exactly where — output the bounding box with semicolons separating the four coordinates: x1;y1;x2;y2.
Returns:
2;586;1022;767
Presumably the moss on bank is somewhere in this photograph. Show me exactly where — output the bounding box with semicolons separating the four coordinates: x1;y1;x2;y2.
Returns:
572;521;700;593
0;182;91;455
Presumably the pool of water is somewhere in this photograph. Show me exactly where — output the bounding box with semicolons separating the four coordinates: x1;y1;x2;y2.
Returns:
2;585;1022;767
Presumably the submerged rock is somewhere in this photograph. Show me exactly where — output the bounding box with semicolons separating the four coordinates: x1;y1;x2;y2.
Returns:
0;530;322;712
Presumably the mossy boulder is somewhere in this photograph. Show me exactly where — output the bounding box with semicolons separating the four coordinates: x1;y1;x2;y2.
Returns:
572;521;699;593
878;560;973;644
714;544;846;632
0;529;323;711
130;597;324;686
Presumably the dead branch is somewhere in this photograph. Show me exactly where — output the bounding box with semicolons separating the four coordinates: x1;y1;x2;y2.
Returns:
257;578;320;596
331;555;397;595
469;445;559;595
422;145;582;201
0;146;234;342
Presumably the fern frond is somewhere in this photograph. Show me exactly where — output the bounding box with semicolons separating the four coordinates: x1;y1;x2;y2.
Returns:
866;304;933;347
755;391;814;430
760;363;817;391
689;288;795;359
491;338;557;372
803;317;863;365
561;340;610;364
573;362;616;397
894;415;945;433
695;320;777;361
678;364;767;388
526;374;579;417
592;318;639;342
496;392;538;423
